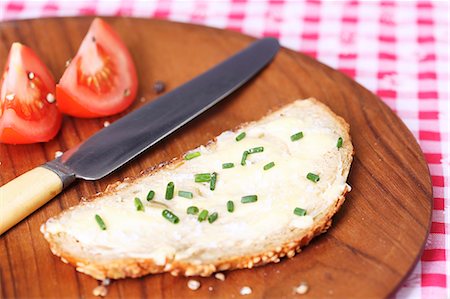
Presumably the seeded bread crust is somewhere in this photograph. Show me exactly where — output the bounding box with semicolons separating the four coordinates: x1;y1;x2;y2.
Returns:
41;98;353;280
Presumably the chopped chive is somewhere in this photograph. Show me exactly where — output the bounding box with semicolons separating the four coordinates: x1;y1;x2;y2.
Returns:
242;147;264;166
241;195;258;204
134;197;145;211
263;162;275;170
178;190;193;199
290;132;304;141
248;146;264;153
294;207;307;216
210;172;217;191
184;151;201;160
187;206;199;215
95;214;107;230
235;132;246;141
165;182;175;199
208;212;218;224
227;200;235;212
162;209;180;224
198;210;209;222
241;150;249;166
306;172;320;182
146;190;155;201
195;173;211;182
222;163;235;169
337;137;343;149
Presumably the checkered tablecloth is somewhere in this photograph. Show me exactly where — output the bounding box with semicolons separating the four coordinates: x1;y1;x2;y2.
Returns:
1;0;448;298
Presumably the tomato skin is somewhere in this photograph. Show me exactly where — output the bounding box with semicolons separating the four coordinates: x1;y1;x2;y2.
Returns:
55;85;102;118
0;43;62;144
56;18;138;118
0;109;62;144
1;127;31;144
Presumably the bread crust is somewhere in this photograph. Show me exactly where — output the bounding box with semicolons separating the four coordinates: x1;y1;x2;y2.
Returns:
41;98;354;280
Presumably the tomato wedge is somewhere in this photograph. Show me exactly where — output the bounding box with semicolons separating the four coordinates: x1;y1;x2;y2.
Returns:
0;43;61;144
56;18;138;118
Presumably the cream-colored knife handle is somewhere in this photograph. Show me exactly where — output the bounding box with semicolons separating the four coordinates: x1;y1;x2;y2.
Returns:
0;167;63;235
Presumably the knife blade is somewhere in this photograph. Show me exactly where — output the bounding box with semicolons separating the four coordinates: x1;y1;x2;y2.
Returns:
0;37;279;234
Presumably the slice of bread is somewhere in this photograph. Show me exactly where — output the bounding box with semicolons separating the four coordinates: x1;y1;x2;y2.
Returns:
41;98;353;280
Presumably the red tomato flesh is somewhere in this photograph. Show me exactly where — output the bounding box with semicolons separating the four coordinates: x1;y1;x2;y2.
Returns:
56;18;138;118
0;43;61;144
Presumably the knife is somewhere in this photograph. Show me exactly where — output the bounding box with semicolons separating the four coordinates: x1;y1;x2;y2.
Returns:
0;38;279;235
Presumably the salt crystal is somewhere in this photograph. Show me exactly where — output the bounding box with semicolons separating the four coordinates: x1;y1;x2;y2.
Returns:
102;278;111;286
187;279;201;291
5;94;15;101
92;285;107;297
294;282;309;295
214;273;225;281
54;151;63;158
240;286;252;295
46;93;56;103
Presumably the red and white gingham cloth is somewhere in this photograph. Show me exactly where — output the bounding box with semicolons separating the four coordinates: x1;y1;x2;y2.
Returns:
0;1;448;298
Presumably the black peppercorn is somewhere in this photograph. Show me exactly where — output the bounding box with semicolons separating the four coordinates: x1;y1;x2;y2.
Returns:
153;80;166;94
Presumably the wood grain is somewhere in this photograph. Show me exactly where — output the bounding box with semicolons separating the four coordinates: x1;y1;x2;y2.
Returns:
0;17;432;299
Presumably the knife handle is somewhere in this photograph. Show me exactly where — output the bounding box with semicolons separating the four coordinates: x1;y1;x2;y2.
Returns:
0;167;63;235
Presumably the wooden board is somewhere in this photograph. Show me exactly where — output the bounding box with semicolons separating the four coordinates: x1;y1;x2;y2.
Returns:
0;17;432;299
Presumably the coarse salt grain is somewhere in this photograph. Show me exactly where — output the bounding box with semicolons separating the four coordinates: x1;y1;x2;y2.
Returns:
187;279;201;291
92;285;108;297
54;151;63;158
208;286;213;291
214;273;225;281
103;121;110;127
102;278;111;286
240;286;252;296
294;282;309;295
5;94;15;101
46;93;56;103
